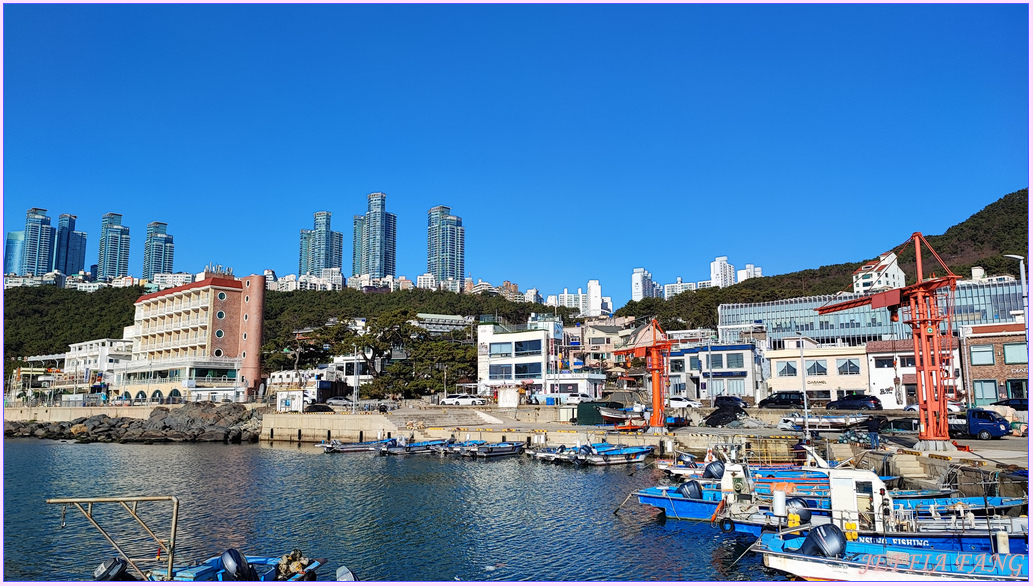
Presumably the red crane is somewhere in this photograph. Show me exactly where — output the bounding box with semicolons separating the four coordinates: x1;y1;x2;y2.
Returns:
817;232;958;445
614;319;675;431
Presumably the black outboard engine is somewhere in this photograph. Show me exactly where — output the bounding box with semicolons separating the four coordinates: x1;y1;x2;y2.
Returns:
220;549;258;581
792;524;846;558
93;557;136;581
703;461;725;479
677;479;704;500
785;497;812;524
579;444;593;455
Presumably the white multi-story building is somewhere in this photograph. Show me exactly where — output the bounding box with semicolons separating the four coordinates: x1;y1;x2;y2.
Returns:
710;256;736;288
852;252;905;295
416;272;438;290
670;341;766;402
737;264;762;283
555;288;589;314
151;272;195;290
664;277;695;300
524;288;543;304
696;280;714;289
865;339;963;409
631;268;658;301
440;278;463;293
477;315;604;398
587;279;603;317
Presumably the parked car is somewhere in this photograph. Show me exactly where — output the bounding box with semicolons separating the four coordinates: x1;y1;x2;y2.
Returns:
903;402;962;413
303;403;335;413
325;396;354;407
668;396;703;409
441;394;486;406
713;396;748;409
825;394;883;410
565;393;593;405
990;398;1028;411
757;391;805;409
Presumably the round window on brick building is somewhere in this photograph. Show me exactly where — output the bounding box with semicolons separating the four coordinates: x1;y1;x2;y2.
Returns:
216;311;225;319
242;351;247;359
242;332;247;340
244;295;249;304
245;279;251;287
243;314;249;322
218;292;226;301
214;348;223;357
215;330;224;338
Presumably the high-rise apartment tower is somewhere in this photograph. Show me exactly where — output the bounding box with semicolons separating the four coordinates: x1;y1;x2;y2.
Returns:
53;214;88;276
143;221;175;280
98;212;131;280
299;211;343;276
352;192;397;279
427;205;465;282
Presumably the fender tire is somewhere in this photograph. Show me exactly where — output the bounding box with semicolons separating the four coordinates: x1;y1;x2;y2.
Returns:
720;518;735;533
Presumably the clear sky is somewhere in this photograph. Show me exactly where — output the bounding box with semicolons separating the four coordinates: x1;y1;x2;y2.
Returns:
3;3;1029;309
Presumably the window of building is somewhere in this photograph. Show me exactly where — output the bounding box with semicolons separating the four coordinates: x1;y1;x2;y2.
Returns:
216;311;225;319
707;354;723;369
245;279;251;287
515;339;542;356
244;295;249;303
709;379;725;394
489;342;512;357
970;345;994;366
242;333;247;340
218;292;226;301
589;337;610;345
215;330;224;339
777;361;797;377
244;314;248;322
837;358;861;375
489;364;512;380
900;356;916;368
242;351;246;359
972;379;997;403
874;358;894;368
213;348;223;357
806;360;827;376
689;357;701;371
514;362;542;378
726;379;745;394
726;353;744;369
670;359;685;373
1003;343;1028;365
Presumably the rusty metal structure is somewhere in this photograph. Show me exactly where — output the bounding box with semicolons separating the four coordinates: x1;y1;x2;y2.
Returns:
817;232;958;444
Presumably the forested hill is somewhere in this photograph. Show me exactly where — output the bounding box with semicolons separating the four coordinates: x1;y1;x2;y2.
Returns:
617;187;1028;329
3;188;1027;361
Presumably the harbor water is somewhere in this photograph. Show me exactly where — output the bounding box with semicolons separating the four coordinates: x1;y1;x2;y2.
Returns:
3;438;787;582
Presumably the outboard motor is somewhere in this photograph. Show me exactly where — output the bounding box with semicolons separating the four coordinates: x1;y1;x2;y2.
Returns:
677;480;704;500
792;524;846;558
220;549;258;581
579;444;592;455
93;557;136;581
785;497;812;524
703;461;725;479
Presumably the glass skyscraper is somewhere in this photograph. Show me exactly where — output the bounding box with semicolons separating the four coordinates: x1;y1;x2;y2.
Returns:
5;231;25;275
98;212;131;280
143;221;174;280
53;213;88;276
21;207;55;276
299;211;343;276
427;205;464;282
352;192;397;278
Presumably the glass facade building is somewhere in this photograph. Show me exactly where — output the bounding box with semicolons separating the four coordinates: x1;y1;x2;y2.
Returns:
53;214;87;276
352;193;396;278
427;205;465;282
719;278;1025;349
98;212;131;280
22;207;55;276
299;211;342;276
142;221;174;280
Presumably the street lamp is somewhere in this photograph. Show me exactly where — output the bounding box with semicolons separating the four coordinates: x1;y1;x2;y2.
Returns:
1004;254;1028;344
796;332;810;443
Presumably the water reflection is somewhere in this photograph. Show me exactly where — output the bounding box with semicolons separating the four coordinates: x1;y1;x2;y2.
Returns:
5;439;786;582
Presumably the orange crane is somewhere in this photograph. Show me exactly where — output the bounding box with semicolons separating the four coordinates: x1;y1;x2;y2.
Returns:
817;232;958;446
613;319;675;431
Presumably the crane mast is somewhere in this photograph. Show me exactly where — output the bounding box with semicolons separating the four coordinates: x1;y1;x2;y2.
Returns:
817;232;958;449
614;319;674;432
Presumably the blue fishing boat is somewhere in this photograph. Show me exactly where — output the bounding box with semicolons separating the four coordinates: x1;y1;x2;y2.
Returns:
577;444;654;466
753;524;1028;581
465;441;524;458
46;495;345;581
317;437;395;453
379;438;448;455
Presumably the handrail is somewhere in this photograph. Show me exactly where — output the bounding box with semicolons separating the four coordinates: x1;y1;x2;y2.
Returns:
45;495;179;580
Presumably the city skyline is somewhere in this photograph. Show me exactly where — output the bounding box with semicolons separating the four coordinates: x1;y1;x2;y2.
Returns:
3;4;1027;308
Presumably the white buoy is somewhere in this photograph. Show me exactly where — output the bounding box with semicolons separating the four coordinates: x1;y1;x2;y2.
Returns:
773;490;787;517
996;530;1010;554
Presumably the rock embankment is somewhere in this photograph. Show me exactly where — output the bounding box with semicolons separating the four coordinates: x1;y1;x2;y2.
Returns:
4;401;268;443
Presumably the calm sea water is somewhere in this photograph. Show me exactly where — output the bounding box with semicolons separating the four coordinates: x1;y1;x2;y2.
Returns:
3;438;787;582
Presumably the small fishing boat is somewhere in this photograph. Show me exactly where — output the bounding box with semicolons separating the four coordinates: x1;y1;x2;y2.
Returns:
752;525;1029;581
465;441;524;458
318;438;395;453
577;444;653;466
597;405;649;424
46;495;345;581
379;438;448;455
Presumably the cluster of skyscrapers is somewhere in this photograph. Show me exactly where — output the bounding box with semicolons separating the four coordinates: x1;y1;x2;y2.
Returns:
4;209;174;281
298;192;464;284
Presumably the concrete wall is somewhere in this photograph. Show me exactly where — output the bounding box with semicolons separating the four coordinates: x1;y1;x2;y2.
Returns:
3;405;164;422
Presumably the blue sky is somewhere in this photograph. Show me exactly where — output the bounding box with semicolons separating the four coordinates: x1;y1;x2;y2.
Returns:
3;4;1028;309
